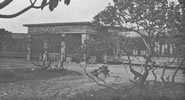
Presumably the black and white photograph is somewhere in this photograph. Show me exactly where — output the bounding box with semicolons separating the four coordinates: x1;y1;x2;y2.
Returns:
0;0;185;100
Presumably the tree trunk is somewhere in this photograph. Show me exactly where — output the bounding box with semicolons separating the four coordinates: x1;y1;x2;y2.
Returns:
139;55;151;86
160;64;167;87
172;58;185;83
138;70;149;87
152;69;157;89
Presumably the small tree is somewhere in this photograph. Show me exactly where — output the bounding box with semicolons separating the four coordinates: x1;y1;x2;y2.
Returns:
170;0;185;83
31;34;67;71
93;0;180;86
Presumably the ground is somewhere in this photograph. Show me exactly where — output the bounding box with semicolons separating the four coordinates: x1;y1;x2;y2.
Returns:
0;58;185;100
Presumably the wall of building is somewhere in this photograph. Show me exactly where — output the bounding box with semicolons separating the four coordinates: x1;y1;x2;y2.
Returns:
0;33;27;58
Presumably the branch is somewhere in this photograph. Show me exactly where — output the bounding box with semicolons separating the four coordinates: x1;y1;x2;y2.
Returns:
79;63;115;90
33;2;49;9
31;61;44;69
151;69;157;89
172;57;185;83
0;0;13;9
167;56;177;65
151;28;164;43
31;0;50;9
0;4;33;18
29;0;36;5
0;0;49;18
160;64;167;87
123;49;143;80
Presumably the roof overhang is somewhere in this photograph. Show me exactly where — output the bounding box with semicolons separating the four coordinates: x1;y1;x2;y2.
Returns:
23;21;93;27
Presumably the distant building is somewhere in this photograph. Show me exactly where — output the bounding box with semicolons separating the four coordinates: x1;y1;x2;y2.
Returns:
23;21;122;62
0;31;27;58
11;33;27;52
0;22;179;63
23;21;180;63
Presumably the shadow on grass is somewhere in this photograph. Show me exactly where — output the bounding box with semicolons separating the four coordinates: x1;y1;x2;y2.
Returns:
65;82;185;100
0;82;185;100
0;68;82;83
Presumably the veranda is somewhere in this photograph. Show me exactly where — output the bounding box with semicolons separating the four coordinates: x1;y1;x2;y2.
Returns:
24;22;97;62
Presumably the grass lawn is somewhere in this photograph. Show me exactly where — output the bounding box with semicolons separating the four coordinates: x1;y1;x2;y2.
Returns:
1;82;185;100
0;58;184;100
0;68;82;83
66;82;185;100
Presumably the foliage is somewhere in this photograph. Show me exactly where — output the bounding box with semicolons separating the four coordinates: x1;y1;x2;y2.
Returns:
178;0;185;32
0;28;12;50
169;0;185;82
77;26;130;61
0;0;71;18
93;0;181;86
91;65;110;78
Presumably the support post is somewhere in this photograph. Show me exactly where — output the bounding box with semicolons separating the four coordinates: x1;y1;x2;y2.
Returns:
26;34;31;60
57;34;66;70
104;52;108;63
42;39;48;62
81;33;89;63
81;33;89;44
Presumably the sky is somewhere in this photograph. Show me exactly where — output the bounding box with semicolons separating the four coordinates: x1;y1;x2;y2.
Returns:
0;0;113;33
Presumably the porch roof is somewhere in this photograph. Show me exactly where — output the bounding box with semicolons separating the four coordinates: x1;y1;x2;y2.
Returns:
23;21;98;34
23;21;92;27
23;21;124;35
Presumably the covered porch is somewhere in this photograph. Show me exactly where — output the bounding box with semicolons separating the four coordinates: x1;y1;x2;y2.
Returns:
29;33;83;61
24;22;97;62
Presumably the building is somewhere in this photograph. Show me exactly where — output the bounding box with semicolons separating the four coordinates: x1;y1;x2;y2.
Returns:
0;30;27;58
23;21;180;63
23;22;122;62
1;22;179;63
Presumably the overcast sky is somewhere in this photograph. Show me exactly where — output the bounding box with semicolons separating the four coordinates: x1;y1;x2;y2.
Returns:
0;0;113;33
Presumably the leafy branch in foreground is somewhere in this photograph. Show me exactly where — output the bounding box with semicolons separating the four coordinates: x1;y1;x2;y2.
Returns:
0;0;71;18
